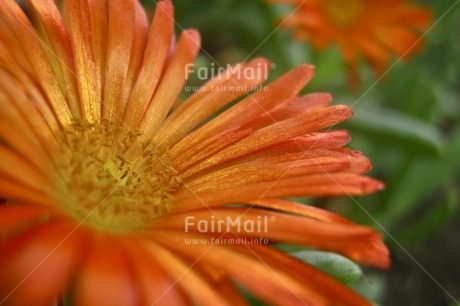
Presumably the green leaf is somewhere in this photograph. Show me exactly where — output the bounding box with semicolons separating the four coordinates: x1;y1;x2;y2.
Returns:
395;184;458;246
384;64;438;122
63;295;72;306
381;126;460;222
292;250;363;286
345;106;445;154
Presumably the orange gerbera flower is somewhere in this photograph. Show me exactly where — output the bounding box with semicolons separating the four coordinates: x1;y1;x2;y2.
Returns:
269;0;431;88
0;0;389;305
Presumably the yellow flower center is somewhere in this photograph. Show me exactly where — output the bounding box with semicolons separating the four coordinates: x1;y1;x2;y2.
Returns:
322;0;364;28
53;120;180;233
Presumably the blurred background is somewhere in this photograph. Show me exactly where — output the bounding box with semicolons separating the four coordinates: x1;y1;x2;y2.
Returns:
8;0;459;304
139;0;460;304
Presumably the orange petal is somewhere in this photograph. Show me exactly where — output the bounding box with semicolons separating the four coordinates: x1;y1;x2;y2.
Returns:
171;127;253;174
163;251;247;305
338;39;361;89
73;234;140;306
375;26;423;58
194;263;248;306
123;240;189;306
181;105;352;178
87;0;108;113
0;14;32;71
64;0;100;122
249;198;354;225
242;93;332;130
184;148;372;188
185;157;351;190
0;220;85;306
102;0;135;122
171;64;314;160
140;29;201;138
0;103;51;173
28;0;81;118
0;145;49;191
224;131;351;164
0;205;49;233
153;208;390;268
0;176;50;205
174;174;384;211
355;36;390;77
153;231;328;306
119;1;149;119
0;40;60;133
0;0;72;126
230;243;372;306
393;6;431;28
269;130;351;152
156;58;270;148
143;241;230;305
225;131;351;163
122;0;175;128
238;93;333;131
0;66;59;156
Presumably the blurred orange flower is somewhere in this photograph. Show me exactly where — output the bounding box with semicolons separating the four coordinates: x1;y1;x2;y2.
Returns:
269;0;431;88
1;0;388;305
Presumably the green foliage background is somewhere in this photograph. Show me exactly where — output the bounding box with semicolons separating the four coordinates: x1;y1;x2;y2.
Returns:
141;0;460;304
